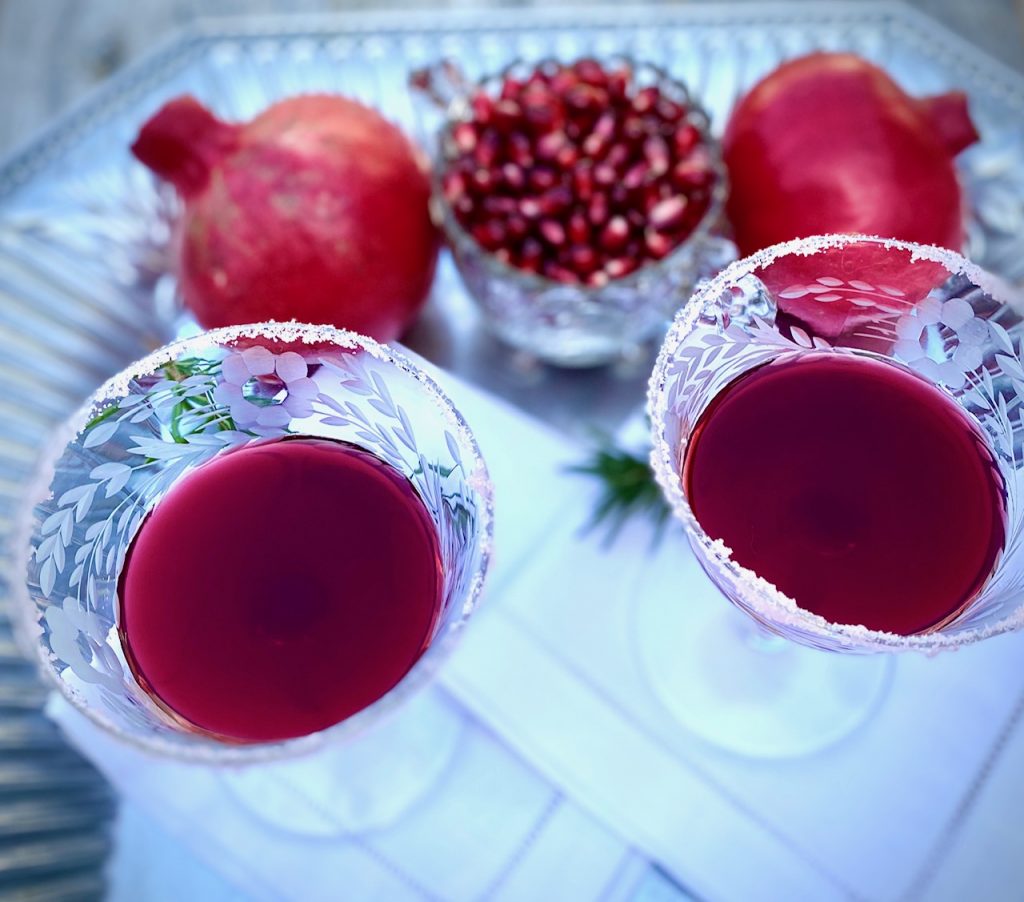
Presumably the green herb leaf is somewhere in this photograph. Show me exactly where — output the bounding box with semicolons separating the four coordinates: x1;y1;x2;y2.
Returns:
161;358;237;438
85;403;119;431
569;439;671;547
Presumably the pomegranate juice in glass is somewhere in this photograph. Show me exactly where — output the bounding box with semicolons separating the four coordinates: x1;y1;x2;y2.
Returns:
645;235;1024;756
118;436;446;744
682;352;1005;637
18;323;492;764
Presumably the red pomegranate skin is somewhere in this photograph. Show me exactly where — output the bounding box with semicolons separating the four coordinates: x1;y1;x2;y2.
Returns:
723;53;979;258
132;95;439;341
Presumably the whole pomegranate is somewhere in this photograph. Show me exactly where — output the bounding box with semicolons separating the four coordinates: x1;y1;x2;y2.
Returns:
132;95;439;341
723;53;979;257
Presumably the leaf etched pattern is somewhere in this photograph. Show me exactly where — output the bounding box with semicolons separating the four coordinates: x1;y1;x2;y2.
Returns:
32;340;487;722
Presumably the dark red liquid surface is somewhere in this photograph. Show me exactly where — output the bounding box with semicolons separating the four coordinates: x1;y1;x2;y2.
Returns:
683;354;1006;634
119;437;443;743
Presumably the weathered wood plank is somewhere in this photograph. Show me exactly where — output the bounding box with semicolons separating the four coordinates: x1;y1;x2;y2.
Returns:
0;0;1021;156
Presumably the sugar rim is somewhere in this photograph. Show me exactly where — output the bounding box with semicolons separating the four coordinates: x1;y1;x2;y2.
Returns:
647;233;1024;654
12;321;495;763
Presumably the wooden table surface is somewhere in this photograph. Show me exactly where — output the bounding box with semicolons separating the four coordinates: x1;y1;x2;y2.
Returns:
0;0;1022;158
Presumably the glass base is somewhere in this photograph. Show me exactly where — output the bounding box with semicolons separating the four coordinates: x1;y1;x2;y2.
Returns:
220;688;465;836
633;555;894;758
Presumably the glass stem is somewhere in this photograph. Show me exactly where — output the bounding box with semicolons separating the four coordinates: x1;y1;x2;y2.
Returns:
731;611;789;654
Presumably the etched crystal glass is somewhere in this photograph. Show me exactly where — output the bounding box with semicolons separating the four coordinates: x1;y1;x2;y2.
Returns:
643;234;1024;754
15;322;493;765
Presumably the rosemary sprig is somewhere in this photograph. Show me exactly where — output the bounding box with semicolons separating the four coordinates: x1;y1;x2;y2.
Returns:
166;357;238;441
85;356;236;440
569;439;670;547
85;403;119;431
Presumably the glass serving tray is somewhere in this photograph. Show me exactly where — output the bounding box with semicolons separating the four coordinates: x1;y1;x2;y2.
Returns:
0;3;1022;896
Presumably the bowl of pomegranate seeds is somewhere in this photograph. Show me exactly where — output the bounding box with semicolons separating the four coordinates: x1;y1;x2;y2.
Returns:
431;57;727;367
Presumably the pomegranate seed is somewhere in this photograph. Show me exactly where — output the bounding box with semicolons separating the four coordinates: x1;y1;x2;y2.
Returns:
495;248;512;264
453;122;478;154
519;197;542;219
502;162;526;190
633;86;660;115
568;211;590;244
471;92;494;124
501;78;524;100
492;99;522;131
483;196;519;217
604;257;639;279
593;111;617;141
622;116;646;142
454;196;473;217
474;131;501;168
573;58;608;88
588;87;610;112
521;237;543;268
471;168;495;192
644;135;670;175
607;68;631;102
529;167;558;192
670;156;714;189
623;162;649;191
582;131;609;159
573;164;595;201
569;244;598;275
509;132;534;167
565;83;607;113
600;215;630;251
657;99;683;121
555;144;580;169
443;170;467;202
587;191;610;227
550;69;579;96
473;220;505;250
641;184;663;214
538;186;573;215
587;270;611;288
539;219;567;247
610;184;630;209
522;91;560;131
582;115;615;162
536;130;568;160
673;124;700;157
507;215;529;241
594;163;617;186
605;143;630;172
645;228;674;259
544;261;579;283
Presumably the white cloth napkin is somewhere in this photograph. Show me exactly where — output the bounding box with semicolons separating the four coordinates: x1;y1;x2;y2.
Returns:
49;368;1024;901
54;685;636;902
